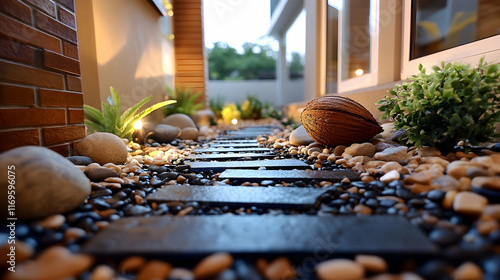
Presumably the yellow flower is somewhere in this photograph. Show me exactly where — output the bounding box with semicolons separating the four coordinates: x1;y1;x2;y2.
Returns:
221;103;241;124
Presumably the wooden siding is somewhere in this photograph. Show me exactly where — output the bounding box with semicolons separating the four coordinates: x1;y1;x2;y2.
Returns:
172;0;206;101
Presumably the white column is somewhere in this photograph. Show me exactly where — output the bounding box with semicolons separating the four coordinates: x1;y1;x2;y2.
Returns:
304;0;326;101
276;34;288;106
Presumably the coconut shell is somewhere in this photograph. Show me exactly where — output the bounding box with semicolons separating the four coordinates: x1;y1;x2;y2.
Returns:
300;96;383;146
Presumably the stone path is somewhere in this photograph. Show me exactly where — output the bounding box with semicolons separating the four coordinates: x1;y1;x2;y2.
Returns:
82;215;437;259
83;126;437;264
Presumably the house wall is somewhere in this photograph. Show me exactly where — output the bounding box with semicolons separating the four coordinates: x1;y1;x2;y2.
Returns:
0;0;85;156
76;0;174;125
207;79;304;107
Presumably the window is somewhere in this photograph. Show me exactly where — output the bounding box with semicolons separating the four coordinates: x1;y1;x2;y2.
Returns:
402;0;500;78
326;1;339;93
336;0;401;93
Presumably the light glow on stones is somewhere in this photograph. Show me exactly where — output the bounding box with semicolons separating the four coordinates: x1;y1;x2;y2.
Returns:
231;118;238;125
355;69;364;76
134;120;143;130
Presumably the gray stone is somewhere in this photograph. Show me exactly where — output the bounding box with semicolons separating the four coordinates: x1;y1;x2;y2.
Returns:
78;132;128;165
86;167;119;182
179;127;199;140
290;125;314;146
191;109;215;127
82;215;437;257
66;156;93;166
148;124;181;143
0;146;91;220
193;147;270;153
380;122;396;140
218;169;359;182
187;153;274;160
189;159;309;172
161;113;197;130
374;146;410;163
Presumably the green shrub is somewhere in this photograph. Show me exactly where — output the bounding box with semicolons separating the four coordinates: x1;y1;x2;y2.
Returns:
240;95;263;120
377;58;500;151
210;95;224;119
84;87;176;141
163;86;204;116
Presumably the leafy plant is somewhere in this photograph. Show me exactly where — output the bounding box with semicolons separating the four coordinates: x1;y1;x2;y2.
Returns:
210;95;224;119
163;86;204;115
377;58;500;152
262;101;283;120
240;95;263;119
84;87;176;141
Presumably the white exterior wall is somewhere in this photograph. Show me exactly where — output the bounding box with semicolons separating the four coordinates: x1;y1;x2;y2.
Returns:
206;79;304;106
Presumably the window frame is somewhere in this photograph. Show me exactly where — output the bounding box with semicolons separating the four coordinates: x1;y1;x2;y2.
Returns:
401;0;500;79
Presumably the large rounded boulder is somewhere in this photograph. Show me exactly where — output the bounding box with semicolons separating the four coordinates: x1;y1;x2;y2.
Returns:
0;146;91;220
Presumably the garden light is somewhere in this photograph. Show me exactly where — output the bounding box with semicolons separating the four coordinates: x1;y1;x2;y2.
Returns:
231;118;238;125
355;69;364;76
134;120;143;130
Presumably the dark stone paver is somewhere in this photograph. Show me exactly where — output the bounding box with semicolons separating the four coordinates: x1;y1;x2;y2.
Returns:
219;169;360;182
189;159;310;172
146;185;325;208
214;139;258;144
215;135;263;140
210;143;261;148
187;153;274;161
81;215;437;259
193;147;271;153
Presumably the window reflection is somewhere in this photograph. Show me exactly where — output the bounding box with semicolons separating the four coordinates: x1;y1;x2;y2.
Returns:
411;0;500;59
340;0;371;81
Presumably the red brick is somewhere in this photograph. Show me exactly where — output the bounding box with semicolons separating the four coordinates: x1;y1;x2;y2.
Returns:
39;88;83;107
66;75;81;92
0;60;65;89
24;0;56;17
68;108;84;123
62;41;78;59
0;0;32;24
0;36;35;64
0;83;35;106
35;10;77;44
57;6;75;28
43;49;80;75
0;108;65;128
0;129;40;152
42;124;85;145
72;140;80;155
48;143;69;156
0;13;61;53
55;0;74;12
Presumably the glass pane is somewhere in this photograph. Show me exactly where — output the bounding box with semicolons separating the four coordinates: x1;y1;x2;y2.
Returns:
411;0;500;59
341;0;371;81
286;10;305;79
326;1;339;93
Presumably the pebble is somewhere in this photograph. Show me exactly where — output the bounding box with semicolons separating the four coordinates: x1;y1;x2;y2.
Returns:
39;214;66;229
289;125;314;146
0;240;33;267
477;220;499;236
86;167;119;182
4;246;93;280
355;255;388;274
193;252;233;279
316;259;365;280
90;265;115;280
453;191;488;215
428;228;461;247
374;146;410;163
442;190;458;209
64;227;87;242
78;132;129;165
264;257;296;280
344;143;376;157
482;255;500;276
432;175;461;191
471;176;500;190
354;204;373;215
380;170;400;183
0;146;91;219
483;204;500;220
416;147;442;157
169;268;195;280
119;256;147;273
161;113;197;129
66;155;93;166
136;260;172;280
446;161;483;179
404;170;432;185
453;262;483;280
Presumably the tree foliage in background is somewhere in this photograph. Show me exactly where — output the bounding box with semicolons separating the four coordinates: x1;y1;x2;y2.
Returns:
207;42;278;80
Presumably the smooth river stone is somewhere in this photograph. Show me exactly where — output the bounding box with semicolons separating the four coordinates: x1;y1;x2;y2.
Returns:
453;191;488;215
289;125;314;146
161;113;197;130
316;259;364;280
78;132;128;165
0;146;91;220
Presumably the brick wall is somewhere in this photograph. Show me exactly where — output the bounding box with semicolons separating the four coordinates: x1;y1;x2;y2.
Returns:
0;0;85;156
